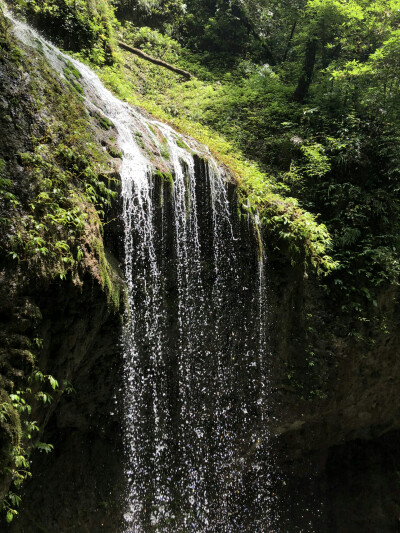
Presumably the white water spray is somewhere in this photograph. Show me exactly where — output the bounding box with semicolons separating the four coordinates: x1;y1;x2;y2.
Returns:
9;14;275;531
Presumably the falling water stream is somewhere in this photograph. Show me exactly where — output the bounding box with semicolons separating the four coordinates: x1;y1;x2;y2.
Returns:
10;15;275;532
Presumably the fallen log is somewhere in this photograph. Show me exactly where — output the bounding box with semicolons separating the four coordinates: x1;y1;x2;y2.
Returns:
117;41;192;79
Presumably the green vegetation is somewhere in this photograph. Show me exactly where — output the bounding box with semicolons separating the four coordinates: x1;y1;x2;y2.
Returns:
4;0;400;409
9;0;400;292
6;0;339;272
96;0;400;304
77;0;400;395
1;368;66;523
2;0;400;521
0;6;124;521
95;48;336;272
116;0;185;32
0;23;120;295
8;0;119;64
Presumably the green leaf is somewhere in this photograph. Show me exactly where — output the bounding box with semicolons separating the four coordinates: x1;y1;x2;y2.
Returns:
48;376;59;390
35;441;54;454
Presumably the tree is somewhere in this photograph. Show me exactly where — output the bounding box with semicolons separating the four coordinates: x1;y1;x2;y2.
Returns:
116;0;186;32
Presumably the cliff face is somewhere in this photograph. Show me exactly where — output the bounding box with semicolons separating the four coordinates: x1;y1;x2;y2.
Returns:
0;10;126;529
266;252;400;531
0;271;126;531
1;8;400;533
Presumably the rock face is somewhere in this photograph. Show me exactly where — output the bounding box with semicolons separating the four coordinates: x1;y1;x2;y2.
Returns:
266;251;400;531
0;11;126;531
1;9;400;533
1;274;126;532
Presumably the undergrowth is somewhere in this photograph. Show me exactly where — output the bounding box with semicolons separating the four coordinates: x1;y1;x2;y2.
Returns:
94;18;400;302
92;30;337;273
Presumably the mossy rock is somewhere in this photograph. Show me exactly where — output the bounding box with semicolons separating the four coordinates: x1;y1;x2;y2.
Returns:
0;390;21;474
155;169;173;188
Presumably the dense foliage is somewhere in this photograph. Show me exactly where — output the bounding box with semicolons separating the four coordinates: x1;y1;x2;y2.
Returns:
6;0;400;306
109;0;400;308
9;0;400;292
116;0;186;32
8;0;118;63
13;0;400;300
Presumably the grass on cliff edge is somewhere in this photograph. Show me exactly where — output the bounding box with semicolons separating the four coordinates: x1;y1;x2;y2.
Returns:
81;27;337;274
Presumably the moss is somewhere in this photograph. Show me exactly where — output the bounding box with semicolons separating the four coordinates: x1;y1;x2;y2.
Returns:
93;237;123;311
134;132;145;149
91;111;115;131
154;169;173;187
69;79;84;95
63;61;84;94
145;148;155;160
176;137;190;150
0;10;124;296
107;145;123;158
159;139;170;160
252;217;264;263
62;60;81;80
0;26;121;283
67;78;84;95
8;350;35;373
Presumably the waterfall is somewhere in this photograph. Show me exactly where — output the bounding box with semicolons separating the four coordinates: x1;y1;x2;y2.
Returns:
10;14;275;532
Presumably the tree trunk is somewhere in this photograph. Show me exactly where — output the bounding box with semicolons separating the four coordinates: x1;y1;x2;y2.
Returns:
117;41;192;79
282;20;297;63
292;37;318;103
